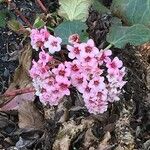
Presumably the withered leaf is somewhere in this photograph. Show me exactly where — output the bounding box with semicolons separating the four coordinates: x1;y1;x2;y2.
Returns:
0;44;34;110
18;101;44;129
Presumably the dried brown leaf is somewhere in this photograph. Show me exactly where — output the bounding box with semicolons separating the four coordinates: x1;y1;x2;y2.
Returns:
115;102;135;150
1;92;34;111
53;120;86;150
0;44;34;110
83;128;98;149
8;43;32;90
98;132;111;150
18;101;44;129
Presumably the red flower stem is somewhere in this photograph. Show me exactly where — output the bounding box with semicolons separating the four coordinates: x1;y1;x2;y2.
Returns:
0;87;35;108
36;0;48;14
2;87;35;97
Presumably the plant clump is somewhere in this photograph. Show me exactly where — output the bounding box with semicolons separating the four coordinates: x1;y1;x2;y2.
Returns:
29;28;126;115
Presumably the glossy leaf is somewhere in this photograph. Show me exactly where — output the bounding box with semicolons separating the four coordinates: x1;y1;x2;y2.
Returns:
111;0;150;27
106;24;150;48
54;21;88;44
92;0;111;14
58;0;91;21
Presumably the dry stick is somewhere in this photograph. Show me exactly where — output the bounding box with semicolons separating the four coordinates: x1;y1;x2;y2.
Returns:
6;1;33;28
36;0;48;14
14;8;33;29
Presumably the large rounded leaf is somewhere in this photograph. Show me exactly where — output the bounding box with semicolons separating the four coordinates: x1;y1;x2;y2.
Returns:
54;21;87;44
111;0;150;27
106;24;150;48
92;0;111;14
58;0;91;21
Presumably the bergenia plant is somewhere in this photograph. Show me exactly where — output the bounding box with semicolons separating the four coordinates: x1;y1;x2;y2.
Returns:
29;27;126;115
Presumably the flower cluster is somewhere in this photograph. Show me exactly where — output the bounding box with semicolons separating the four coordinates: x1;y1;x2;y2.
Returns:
30;29;126;115
66;39;126;114
30;27;62;53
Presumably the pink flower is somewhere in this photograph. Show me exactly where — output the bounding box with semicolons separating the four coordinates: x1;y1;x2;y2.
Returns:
107;88;120;102
39;92;51;105
29;35;127;115
71;73;87;92
52;63;70;78
40;28;50;40
38;50;53;66
89;76;105;91
29;60;49;79
30;27;50;51
55;77;71;96
80;39;99;57
32;77;43;96
65;60;81;76
67;43;81;59
106;57;123;74
82;85;92;99
44;35;62;54
68;34;80;44
117;67;126;81
84;97;108;114
96;89;108;101
96;50;112;64
80;54;98;68
42;76;55;92
39;90;63;106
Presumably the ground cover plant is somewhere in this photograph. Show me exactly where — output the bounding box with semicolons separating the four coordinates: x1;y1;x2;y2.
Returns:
0;0;150;149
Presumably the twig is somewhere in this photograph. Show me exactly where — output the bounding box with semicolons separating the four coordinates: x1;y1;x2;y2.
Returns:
6;1;33;28
36;0;48;14
14;8;33;28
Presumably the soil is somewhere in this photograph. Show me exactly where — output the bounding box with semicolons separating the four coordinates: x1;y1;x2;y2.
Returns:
0;0;150;150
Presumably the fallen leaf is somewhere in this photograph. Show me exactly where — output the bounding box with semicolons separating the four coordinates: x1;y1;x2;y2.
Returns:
53;120;87;150
8;43;33;89
83;128;98;149
115;101;135;150
18;101;44;129
0;43;34;110
1;92;34;111
98;132;111;150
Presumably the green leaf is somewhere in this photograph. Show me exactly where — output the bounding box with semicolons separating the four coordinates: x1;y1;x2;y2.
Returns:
111;0;150;27
54;21;88;44
0;11;7;28
92;0;111;14
0;0;5;3
33;17;45;29
58;0;92;21
111;17;122;26
106;24;150;48
7;20;22;32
